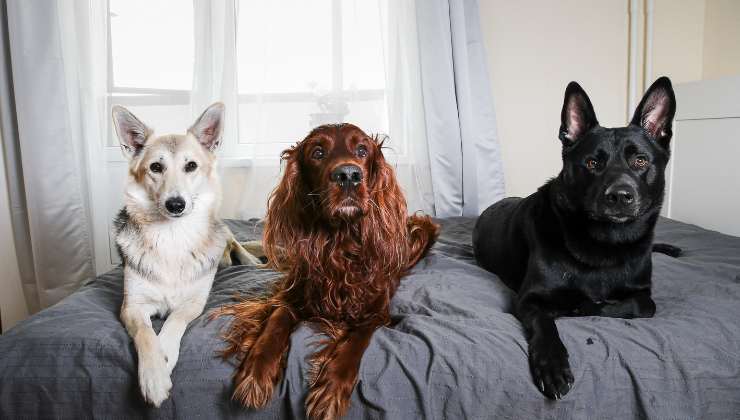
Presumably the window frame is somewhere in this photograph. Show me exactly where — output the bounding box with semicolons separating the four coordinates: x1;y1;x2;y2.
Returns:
105;0;393;166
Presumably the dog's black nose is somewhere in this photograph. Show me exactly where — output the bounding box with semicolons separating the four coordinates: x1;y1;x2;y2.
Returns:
331;164;362;189
604;185;635;206
165;197;186;214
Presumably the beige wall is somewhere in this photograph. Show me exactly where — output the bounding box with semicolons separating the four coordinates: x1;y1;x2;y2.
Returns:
479;0;740;198
652;0;706;83
0;129;28;332
651;0;740;83
479;1;630;198
702;0;740;80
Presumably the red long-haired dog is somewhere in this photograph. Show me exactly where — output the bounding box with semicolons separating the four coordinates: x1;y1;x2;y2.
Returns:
216;123;438;419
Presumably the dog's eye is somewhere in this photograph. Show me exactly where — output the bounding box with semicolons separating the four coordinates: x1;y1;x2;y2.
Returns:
311;147;325;160
585;158;598;170
356;145;368;158
185;161;198;172
633;156;649;168
150;162;163;173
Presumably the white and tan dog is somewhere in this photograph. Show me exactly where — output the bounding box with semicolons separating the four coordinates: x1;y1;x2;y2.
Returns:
112;103;261;407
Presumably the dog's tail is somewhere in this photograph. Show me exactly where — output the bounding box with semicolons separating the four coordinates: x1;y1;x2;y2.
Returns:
652;242;682;258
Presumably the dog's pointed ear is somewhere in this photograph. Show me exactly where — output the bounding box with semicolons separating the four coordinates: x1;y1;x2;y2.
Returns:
559;82;598;145
631;76;676;149
189;102;225;152
112;106;151;158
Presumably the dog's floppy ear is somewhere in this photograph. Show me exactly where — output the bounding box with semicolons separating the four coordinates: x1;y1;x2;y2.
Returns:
263;145;308;269
112;106;151;158
559;82;598;145
368;136;407;229
630;76;676;150
189;102;225;152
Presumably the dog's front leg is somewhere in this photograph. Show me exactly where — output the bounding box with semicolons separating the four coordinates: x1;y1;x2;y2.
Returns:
232;304;298;408
306;324;377;420
121;302;172;407
158;295;208;375
517;297;574;400
599;289;656;319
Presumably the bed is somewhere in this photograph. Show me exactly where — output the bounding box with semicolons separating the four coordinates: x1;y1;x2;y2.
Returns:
1;217;740;419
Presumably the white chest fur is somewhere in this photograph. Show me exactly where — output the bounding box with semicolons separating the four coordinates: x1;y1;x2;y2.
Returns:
117;211;228;313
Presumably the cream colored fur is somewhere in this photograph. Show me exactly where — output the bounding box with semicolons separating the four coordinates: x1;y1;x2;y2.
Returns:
112;103;261;407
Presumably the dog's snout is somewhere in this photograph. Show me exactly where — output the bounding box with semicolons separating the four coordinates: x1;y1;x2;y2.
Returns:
165;196;186;215
331;164;362;189
604;185;636;207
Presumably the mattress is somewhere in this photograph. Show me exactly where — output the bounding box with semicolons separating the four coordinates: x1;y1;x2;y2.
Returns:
1;217;739;419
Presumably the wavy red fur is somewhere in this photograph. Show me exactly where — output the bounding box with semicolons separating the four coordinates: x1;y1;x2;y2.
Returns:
216;124;439;419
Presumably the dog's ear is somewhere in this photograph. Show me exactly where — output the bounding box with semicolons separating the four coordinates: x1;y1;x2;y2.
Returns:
559;82;598;145
630;76;676;149
368;136;407;227
189;102;225;152
112;106;151;158
263;146;308;269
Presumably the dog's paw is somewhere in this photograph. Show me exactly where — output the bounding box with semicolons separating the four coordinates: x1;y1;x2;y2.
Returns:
138;350;172;407
571;299;604;316
528;340;574;400
305;370;355;420
232;354;281;409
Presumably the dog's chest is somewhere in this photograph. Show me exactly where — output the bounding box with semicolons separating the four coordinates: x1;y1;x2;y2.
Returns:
300;270;396;323
550;257;649;300
117;218;226;283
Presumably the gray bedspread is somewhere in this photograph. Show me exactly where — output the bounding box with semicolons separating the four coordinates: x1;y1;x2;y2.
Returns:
2;217;740;419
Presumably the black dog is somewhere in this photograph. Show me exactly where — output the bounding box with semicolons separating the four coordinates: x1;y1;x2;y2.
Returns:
473;77;678;399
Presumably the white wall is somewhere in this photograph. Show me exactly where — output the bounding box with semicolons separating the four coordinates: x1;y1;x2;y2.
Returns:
0;129;29;332
479;1;630;198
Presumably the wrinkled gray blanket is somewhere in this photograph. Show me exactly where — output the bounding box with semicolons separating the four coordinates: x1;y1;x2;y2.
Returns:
2;217;740;419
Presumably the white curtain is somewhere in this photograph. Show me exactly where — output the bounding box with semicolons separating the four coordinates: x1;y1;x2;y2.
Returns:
381;0;436;215
2;0;108;309
191;0;239;150
412;0;505;216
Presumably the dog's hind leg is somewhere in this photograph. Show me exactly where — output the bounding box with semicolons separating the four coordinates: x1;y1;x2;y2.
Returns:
121;301;172;407
220;235;262;268
158;293;209;375
241;240;266;261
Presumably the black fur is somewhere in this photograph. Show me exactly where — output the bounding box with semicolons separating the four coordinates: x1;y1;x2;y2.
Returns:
473;77;678;399
113;207;132;264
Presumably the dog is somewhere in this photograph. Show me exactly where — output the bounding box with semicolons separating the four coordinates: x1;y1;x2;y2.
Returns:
215;123;439;419
473;77;679;399
112;103;261;406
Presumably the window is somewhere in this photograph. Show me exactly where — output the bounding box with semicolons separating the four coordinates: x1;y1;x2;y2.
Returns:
106;0;391;161
106;0;193;160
